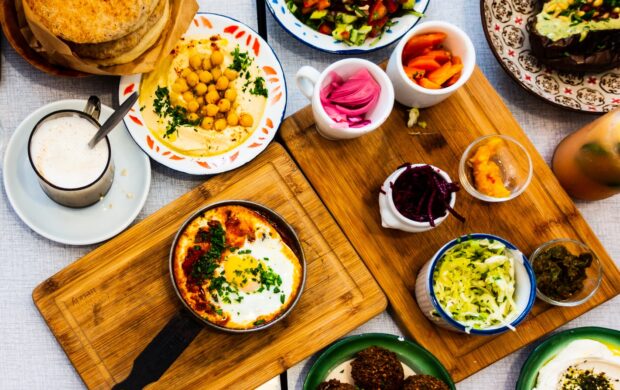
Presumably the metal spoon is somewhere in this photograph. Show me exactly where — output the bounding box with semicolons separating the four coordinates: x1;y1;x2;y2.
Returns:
88;92;139;149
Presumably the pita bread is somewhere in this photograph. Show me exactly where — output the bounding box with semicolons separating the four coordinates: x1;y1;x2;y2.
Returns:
84;0;170;66
70;0;167;60
23;0;159;43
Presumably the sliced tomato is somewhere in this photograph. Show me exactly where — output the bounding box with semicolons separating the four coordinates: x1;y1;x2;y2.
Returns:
369;0;388;22
318;23;333;35
317;0;330;10
384;0;400;13
368;16;388;37
401;32;447;63
303;0;319;7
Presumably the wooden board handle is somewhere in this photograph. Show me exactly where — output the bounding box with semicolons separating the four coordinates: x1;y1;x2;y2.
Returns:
112;310;203;389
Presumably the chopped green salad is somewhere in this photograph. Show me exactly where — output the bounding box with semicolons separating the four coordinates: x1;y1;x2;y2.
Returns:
432;238;517;332
286;0;423;46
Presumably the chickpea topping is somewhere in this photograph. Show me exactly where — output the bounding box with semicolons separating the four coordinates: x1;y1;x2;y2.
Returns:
181;68;191;78
198;70;213;84
189;54;202;70
224;88;237;101
187;113;200;122
186;71;199;87
239;113;253;127
196;96;205;105
224;68;238;81
217;98;231;113
227;112;239;126
214;118;227;131
206;90;220;104
211;67;222;80
182;91;194;102
202;58;212;70
187;100;199;113
201;117;214;129
194;82;208;96
216;76;229;90
211;50;224;66
206;103;219;117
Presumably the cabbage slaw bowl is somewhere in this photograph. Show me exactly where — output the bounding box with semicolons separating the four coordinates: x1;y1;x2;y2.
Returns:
415;233;536;335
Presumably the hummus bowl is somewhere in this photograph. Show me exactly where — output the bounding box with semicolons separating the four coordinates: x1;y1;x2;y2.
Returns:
415;233;536;335
119;13;287;174
517;327;620;390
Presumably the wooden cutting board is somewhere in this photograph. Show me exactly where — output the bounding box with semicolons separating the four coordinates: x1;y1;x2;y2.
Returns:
280;67;620;381
32;143;387;389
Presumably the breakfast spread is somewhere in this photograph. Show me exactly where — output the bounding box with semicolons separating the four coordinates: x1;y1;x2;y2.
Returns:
29;116;108;189
172;205;303;330
432;238;518;331
139;35;268;157
3;1;620;388
534;339;620;390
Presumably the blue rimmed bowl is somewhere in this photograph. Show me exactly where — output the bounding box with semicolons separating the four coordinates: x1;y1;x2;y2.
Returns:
265;0;430;54
414;233;536;335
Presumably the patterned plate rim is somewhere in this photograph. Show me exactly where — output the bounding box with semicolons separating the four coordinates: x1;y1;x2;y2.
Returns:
479;0;618;115
266;0;431;54
119;12;287;175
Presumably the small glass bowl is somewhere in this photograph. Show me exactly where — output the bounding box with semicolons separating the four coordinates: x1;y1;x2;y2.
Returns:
529;239;602;307
459;135;533;202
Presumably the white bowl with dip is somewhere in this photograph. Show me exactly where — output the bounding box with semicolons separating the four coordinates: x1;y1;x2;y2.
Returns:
386;21;476;108
379;164;457;233
296;58;394;140
28;97;114;208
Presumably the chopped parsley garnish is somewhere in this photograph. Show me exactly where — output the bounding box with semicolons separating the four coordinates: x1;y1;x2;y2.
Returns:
250;77;268;98
228;46;253;73
253;319;266;326
191;222;225;280
152;86;200;138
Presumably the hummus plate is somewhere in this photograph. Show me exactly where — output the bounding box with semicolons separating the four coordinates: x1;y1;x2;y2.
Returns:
517;327;620;390
119;13;286;174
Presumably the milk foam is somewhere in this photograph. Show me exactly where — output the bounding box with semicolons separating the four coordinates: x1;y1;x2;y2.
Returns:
30;116;109;189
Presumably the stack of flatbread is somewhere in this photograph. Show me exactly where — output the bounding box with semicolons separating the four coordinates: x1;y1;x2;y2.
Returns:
19;0;197;75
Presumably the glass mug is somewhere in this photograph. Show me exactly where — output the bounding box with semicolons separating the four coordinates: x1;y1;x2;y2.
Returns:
27;96;115;208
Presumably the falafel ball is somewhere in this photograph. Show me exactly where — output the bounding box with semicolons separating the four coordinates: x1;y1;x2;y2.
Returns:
402;374;450;390
350;346;404;389
316;379;356;390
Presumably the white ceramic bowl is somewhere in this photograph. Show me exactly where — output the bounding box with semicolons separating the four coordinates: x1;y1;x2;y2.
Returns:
296;58;394;140
415;234;536;335
379;164;456;233
386;21;476;108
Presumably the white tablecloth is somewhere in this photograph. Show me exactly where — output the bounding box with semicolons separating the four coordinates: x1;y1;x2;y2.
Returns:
0;1;618;389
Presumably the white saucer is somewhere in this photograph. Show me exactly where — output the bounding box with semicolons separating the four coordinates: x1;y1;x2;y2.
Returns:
3;100;151;245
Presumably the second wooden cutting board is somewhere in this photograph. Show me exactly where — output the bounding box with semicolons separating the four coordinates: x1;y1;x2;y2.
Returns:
280;67;620;381
32;143;386;389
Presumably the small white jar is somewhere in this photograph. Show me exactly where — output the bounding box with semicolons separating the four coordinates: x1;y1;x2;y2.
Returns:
378;164;456;233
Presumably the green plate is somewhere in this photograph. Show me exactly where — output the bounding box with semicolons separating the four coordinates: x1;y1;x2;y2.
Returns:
303;333;455;390
517;327;620;390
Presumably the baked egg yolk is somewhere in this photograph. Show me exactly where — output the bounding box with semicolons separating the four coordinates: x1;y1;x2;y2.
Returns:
224;254;261;293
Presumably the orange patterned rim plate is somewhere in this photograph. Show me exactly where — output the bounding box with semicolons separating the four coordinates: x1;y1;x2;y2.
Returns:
118;12;287;175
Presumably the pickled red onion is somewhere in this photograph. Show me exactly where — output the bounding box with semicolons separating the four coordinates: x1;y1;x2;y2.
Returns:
320;68;381;128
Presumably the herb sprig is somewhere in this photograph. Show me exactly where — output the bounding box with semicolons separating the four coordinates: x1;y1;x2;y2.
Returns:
153;86;200;138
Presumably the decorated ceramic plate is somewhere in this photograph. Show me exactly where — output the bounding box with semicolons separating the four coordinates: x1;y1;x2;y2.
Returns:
304;333;455;389
517;327;620;389
266;0;430;54
119;13;287;175
481;0;620;113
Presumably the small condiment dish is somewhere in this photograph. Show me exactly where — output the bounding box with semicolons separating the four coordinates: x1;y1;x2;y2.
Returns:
379;164;456;233
415;233;536;334
459;135;533;203
296;58;394;140
386;21;476;108
529;239;602;307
